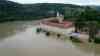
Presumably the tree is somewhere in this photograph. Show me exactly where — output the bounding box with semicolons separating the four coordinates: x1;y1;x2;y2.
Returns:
74;6;99;42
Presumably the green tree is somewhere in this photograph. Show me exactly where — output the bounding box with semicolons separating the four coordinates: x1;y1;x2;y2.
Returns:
74;6;99;42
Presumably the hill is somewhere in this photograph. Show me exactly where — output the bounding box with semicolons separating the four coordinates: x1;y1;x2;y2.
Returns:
0;0;99;22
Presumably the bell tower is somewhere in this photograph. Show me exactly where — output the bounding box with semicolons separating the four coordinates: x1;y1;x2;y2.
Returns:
56;12;64;23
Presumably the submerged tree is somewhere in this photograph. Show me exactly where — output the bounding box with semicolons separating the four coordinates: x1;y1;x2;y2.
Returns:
75;6;99;42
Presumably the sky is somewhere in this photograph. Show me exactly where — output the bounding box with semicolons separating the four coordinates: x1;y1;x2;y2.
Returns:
9;0;100;5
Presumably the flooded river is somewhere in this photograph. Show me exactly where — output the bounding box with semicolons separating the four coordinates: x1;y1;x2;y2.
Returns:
0;21;99;56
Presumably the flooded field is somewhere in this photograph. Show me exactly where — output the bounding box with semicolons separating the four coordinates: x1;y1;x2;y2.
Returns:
0;21;98;56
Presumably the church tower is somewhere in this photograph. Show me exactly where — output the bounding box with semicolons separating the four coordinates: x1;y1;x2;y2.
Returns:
56;12;64;23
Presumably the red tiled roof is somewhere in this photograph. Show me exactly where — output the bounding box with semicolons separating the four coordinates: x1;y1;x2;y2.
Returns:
41;20;73;28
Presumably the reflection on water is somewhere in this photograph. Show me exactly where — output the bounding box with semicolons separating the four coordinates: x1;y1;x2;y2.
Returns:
0;21;38;39
73;42;94;54
63;38;94;56
95;44;100;56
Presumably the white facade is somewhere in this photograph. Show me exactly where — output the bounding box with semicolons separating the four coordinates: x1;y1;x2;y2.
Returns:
56;12;64;23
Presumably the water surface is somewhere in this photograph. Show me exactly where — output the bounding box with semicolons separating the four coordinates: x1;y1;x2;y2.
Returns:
0;21;97;56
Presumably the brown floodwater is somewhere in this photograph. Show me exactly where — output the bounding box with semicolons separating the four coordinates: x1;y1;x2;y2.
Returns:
0;21;98;56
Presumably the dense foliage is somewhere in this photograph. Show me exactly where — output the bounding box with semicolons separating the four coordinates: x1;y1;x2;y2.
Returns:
0;0;100;22
0;0;85;22
73;6;100;43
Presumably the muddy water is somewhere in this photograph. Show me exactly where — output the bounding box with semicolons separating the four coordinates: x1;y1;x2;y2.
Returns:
0;21;98;56
95;44;100;56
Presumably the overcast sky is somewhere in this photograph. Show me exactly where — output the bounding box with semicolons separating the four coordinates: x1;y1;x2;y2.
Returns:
9;0;100;5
